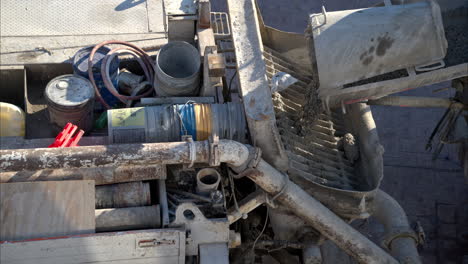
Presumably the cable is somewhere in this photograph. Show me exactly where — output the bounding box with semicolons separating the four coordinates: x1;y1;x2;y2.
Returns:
87;40;156;109
228;71;238;95
252;206;269;252
101;48;154;103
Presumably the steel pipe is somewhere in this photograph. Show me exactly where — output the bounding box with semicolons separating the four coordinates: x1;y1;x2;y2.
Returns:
367;96;467;109
0;140;248;172
0;165;165;185
95;205;161;232
95;182;151;209
373;190;421;264
0;139;400;263
243;160;399;264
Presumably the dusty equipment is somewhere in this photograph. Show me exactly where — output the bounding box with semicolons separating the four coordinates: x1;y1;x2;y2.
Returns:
0;0;467;264
44;74;95;132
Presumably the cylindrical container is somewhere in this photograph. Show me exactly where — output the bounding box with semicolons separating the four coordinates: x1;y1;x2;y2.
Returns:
95;205;161;232
0;102;25;137
108;103;246;144
73;46;120;107
196;168;221;195
95;182;151;209
154;41;201;96
211;103;246;142
45;75;94;132
310;1;447;94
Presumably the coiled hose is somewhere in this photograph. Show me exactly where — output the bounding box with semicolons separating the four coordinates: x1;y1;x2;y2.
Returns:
88;40;156;109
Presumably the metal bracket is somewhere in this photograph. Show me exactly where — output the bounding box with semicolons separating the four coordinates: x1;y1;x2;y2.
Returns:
382;226;420;250
310;6;327;30
183;135;196;169
209;134;220;166
169;203;230;256
231;147;262;179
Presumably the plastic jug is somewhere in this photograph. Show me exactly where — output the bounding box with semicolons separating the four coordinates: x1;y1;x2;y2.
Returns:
0;102;25;137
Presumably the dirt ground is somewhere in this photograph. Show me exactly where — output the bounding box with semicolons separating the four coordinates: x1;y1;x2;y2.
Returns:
213;0;468;263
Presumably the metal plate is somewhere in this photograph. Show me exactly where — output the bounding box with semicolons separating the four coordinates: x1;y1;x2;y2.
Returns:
0;229;186;264
0;0;164;36
164;0;197;15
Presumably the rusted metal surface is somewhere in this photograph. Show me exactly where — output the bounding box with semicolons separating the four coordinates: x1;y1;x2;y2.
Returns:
0;165;166;185
95;205;161;232
95;182;151;209
227;188;266;224
197;0;211;28
239;159;398;264
0;136;108;150
0;141;210;172
367;96;467;109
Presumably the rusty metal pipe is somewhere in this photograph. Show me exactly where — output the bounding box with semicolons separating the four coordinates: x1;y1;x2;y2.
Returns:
0;142;200;172
1;139;399;263
367;96;467;109
0;140;248;173
242;159;399;264
95;182;151;209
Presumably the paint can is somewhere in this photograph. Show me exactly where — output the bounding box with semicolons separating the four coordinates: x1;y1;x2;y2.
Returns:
45;74;94;132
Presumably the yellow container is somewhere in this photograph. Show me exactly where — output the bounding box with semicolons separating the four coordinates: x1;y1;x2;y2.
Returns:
0;102;25;137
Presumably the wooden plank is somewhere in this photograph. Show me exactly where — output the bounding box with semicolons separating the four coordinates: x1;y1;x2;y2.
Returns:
0;229;185;264
0;181;95;241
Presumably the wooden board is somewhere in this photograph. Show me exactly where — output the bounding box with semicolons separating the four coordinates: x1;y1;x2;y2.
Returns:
0;229;185;264
0;180;95;241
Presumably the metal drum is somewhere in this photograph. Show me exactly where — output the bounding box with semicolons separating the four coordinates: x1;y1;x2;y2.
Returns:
154;41;201;96
309;1;447;98
45;74;94;132
107;103;246;144
73;46;120;107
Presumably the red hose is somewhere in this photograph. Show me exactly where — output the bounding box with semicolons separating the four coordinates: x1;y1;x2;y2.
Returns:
87;40;157;109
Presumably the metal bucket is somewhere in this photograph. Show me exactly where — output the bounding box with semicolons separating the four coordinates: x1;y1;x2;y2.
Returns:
107;103;246;144
309;1;447;96
45;74;94;132
73;46;120;107
154;41;201;96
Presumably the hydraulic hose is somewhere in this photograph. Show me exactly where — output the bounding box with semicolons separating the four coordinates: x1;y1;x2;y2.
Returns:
88;40;156;109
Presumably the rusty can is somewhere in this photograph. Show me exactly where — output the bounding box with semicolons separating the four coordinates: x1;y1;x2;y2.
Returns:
45;74;95;132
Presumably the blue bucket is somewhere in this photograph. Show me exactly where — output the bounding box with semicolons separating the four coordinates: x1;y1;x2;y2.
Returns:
73;46;120;107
